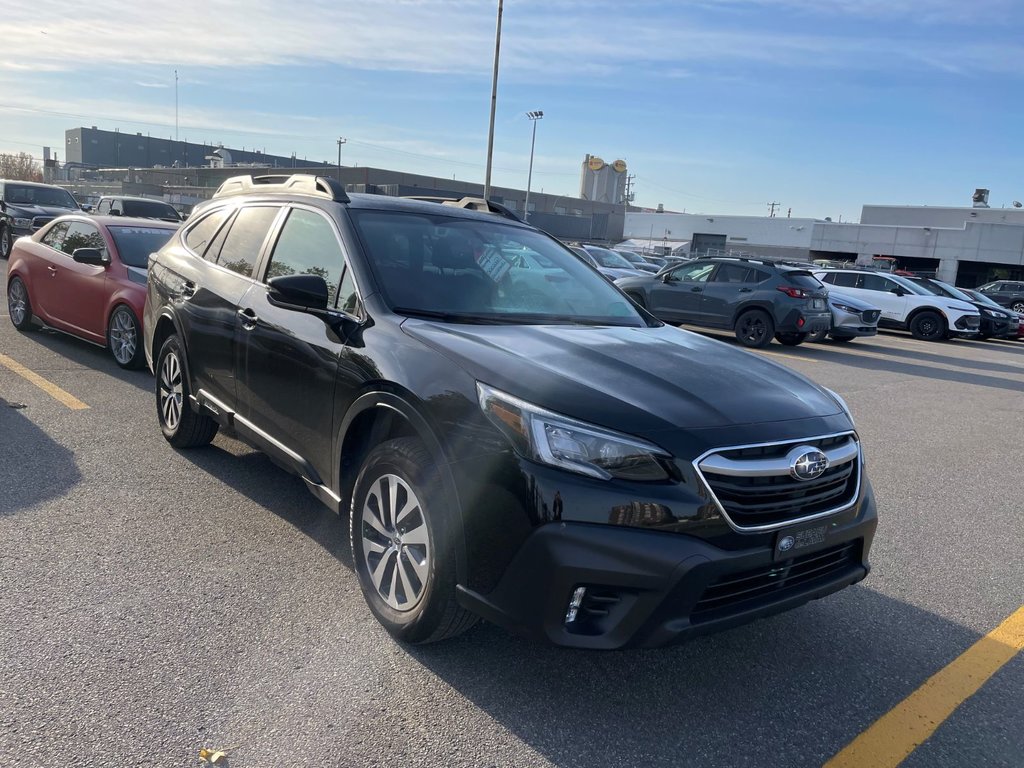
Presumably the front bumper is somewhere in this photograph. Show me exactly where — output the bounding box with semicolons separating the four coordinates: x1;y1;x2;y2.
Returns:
457;483;878;649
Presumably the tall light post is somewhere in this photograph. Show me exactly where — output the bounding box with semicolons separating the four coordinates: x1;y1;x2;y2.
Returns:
337;137;347;182
483;0;503;202
523;110;543;222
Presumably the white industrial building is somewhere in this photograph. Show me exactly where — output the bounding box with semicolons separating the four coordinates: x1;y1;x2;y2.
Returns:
624;192;1024;287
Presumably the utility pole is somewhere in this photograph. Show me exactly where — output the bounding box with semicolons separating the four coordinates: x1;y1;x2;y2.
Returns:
767;201;780;218
624;173;636;204
337;137;347;182
483;0;504;202
174;70;179;142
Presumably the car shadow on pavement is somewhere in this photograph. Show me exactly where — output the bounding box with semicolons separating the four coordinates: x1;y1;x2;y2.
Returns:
405;587;1019;768
24;327;153;394
855;340;1024;376
0;395;81;515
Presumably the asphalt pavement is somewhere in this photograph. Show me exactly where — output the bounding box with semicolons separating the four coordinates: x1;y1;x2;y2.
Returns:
1;266;1022;768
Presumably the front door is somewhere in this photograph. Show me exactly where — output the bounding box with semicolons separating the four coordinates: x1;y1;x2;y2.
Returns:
45;219;111;341
856;273;908;324
649;260;716;322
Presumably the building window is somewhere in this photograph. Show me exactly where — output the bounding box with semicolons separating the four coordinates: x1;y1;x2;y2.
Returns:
555;205;567;215
527;202;536;212
505;200;518;211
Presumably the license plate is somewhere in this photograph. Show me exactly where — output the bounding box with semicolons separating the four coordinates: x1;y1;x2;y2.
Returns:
812;299;825;310
774;524;828;561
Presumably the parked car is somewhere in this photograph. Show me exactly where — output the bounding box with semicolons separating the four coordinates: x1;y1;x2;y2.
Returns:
6;214;178;368
616;257;832;348
906;277;1017;340
611;248;660;274
568;245;632;281
974;280;1024;315
0;180;83;259
93;196;183;222
806;291;881;343
580;245;647;279
957;288;1021;340
813;269;980;341
143;173;876;649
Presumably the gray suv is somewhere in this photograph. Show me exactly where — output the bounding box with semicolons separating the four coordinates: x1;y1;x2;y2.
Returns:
616;257;832;347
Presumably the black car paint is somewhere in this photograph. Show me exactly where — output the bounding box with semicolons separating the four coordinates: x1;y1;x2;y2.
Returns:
145;192;876;648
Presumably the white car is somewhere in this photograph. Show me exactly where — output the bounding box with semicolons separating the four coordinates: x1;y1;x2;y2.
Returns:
813;269;980;341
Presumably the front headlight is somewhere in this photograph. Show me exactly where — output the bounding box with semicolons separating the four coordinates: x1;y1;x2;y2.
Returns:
981;308;1001;318
824;387;855;424
477;383;672;481
832;302;860;313
13;217;32;228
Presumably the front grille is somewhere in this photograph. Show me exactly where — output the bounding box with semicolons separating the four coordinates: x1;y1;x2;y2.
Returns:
861;310;880;323
692;541;860;621
696;433;861;530
31;216;54;231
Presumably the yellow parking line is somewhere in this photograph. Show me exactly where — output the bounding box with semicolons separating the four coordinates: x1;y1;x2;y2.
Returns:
824;605;1024;768
0;353;90;410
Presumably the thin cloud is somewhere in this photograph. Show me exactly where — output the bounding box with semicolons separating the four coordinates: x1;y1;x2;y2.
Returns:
134;81;170;89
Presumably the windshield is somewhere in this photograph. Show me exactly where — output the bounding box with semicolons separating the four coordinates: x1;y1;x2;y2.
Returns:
122;200;179;219
108;226;176;268
584;246;634;269
349;210;646;326
570;246;599;268
4;184;78;209
889;274;932;295
616;250;645;264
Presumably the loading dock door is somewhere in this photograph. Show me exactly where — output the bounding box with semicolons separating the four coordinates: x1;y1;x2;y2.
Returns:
691;233;727;257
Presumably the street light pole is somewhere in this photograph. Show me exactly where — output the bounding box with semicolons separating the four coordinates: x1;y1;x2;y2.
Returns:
337;137;347;182
524;111;543;222
483;0;503;202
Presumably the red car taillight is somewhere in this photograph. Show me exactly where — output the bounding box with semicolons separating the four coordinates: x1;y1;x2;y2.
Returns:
776;285;809;299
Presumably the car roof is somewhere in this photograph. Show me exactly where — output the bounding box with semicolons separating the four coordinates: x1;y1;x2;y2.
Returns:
98;195;177;204
45;213;179;229
0;179;67;189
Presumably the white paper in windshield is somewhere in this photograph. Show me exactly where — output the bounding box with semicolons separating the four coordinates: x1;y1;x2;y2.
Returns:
475;247;512;283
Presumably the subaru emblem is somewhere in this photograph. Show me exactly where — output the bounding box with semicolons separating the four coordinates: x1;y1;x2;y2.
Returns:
788;446;829;481
778;535;795;552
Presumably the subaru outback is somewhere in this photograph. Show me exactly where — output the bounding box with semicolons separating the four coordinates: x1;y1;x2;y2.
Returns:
144;174;877;649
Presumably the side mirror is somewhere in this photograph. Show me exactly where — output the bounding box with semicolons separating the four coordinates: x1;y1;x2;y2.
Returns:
80;204;94;213
890;286;907;296
72;248;109;266
661;272;675;283
268;274;329;312
109;209;121;216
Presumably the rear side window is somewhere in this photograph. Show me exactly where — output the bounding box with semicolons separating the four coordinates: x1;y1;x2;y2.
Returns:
265;208;345;305
41;221;70;251
860;274;894;292
96;199;111;215
712;264;754;283
784;271;824;289
212;206;280;278
829;272;859;288
184;208;231;256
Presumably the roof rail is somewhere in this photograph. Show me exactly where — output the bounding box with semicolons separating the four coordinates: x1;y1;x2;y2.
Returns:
212;174;350;203
401;195;522;222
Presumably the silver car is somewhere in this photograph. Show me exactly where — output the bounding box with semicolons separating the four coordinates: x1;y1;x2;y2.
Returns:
808;290;881;343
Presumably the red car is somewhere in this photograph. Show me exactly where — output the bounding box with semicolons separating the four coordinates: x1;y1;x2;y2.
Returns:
6;215;179;368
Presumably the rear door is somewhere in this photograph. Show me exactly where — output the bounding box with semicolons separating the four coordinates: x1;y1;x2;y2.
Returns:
648;260;716;322
699;262;761;326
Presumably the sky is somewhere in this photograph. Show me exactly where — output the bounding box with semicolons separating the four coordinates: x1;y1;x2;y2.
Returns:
3;0;1023;221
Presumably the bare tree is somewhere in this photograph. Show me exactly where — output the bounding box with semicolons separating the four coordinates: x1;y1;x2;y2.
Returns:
0;152;43;182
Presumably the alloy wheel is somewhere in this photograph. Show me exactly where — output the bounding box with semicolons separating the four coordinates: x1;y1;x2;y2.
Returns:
360;473;431;612
1;228;10;258
8;279;26;326
159;350;183;430
109;308;137;365
740;316;766;344
1013;302;1024;314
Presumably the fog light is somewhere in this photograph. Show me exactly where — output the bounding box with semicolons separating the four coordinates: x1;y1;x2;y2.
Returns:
564;586;587;624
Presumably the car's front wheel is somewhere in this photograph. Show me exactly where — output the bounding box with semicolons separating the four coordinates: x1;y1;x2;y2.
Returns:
156;335;218;448
735;309;774;348
350;437;476;644
1013;301;1024;314
806;328;829;343
107;305;145;369
775;332;808;346
909;311;946;341
7;277;37;332
0;225;11;260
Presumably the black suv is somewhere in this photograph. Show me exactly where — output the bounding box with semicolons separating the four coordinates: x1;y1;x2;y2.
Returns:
616;258;832;347
93;195;182;222
144;174;876;649
0;179;83;259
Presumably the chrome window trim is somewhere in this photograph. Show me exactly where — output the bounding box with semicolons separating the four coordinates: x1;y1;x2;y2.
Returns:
691;430;862;534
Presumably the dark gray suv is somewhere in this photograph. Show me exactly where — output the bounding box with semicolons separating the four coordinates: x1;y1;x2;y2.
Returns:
616;258;832;347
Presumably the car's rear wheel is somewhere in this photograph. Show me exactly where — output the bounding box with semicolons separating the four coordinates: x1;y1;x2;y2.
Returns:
350;437;476;644
909;311;946;341
806;328;829;343
156;335;218;448
7;277;37;332
107;305;145;369
0;226;11;260
735;309;774;348
775;332;807;346
830;335;855;343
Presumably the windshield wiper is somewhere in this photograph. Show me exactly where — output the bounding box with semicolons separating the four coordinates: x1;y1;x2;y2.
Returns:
393;307;517;325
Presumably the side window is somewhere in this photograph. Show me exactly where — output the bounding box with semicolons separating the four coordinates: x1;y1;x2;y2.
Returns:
337;268;360;315
747;268;769;283
264;208;345;305
184;207;231;256
212;206;280;278
41;222;70;251
859;274;890;292
712;264;752;283
819;273;836;285
676;262;716;282
96;199;111;215
61;221;106;257
830;272;859;288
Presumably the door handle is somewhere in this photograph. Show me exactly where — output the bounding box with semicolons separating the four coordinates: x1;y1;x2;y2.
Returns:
690;286;703;293
47;266;58;276
739;287;753;293
180;280;197;299
237;307;258;330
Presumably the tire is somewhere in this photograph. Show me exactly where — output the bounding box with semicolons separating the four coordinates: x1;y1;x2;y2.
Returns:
107;305;145;369
155;335;218;448
775;332;807;346
1012;301;1024;314
7;276;37;332
909;310;947;341
734;309;774;348
0;225;11;260
978;333;991;341
350;437;476;644
806;328;829;343
830;335;855;343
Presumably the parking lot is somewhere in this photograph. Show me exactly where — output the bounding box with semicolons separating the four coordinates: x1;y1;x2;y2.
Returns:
1;263;1021;768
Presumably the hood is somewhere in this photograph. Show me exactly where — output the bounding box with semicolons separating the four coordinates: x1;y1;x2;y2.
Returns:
599;267;643;280
614;273;658;289
7;203;79;217
402;320;843;439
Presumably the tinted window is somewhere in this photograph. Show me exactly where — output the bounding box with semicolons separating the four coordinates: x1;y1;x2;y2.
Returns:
41;221;70;251
184;208;231;255
265;208;344;305
4;184;78;208
860;274;895;292
676;262;716;282
337;268;360;315
122;200;179;219
108;226;176;268
214;206;280;277
712;264;754;283
1009;283;1024;292
61;221;106;257
784;271;824;288
350;210;642;325
829;272;859;288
